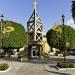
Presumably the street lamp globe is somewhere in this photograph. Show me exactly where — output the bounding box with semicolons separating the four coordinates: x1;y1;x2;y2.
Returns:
0;14;4;20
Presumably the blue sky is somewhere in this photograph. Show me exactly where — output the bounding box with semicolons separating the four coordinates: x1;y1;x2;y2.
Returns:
0;0;73;32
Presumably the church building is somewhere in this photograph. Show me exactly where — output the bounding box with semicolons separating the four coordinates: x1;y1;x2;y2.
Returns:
27;0;50;58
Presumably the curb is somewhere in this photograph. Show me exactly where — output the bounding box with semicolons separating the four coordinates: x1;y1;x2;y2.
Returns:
0;67;11;73
57;67;75;70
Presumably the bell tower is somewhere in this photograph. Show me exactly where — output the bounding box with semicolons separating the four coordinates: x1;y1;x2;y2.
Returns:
27;0;43;58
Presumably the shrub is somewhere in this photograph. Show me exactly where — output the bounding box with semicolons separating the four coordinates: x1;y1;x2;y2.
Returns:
57;62;75;68
39;55;49;62
69;62;74;68
40;56;44;60
0;63;9;71
21;56;29;62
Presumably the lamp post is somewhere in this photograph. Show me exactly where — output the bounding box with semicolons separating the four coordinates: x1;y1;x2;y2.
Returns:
0;14;4;49
62;14;66;62
72;0;75;23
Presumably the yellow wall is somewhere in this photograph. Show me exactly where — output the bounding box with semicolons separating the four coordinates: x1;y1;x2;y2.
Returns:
43;42;50;53
42;32;50;53
19;47;25;52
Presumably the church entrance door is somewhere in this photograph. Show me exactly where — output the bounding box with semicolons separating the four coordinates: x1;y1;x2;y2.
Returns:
31;46;39;58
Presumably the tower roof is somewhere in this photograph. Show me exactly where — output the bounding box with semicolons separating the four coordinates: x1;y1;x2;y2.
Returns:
27;0;43;25
27;0;43;42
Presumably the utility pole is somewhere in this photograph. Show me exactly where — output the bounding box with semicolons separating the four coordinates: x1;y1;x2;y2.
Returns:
62;14;66;62
0;14;4;49
72;0;75;23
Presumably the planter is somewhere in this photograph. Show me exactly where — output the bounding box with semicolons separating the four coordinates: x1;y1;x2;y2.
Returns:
57;62;74;67
57;67;75;70
0;63;10;72
0;67;11;73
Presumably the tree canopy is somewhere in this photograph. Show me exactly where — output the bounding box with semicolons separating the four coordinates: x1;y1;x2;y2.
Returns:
46;25;75;50
0;21;27;49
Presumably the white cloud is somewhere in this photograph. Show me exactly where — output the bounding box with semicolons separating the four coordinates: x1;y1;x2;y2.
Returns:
66;19;75;29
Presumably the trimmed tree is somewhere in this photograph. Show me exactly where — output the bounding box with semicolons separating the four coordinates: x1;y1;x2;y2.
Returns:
1;21;27;49
46;25;75;50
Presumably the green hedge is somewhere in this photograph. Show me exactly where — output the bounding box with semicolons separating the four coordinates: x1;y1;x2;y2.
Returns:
1;21;27;48
57;62;75;68
0;63;9;71
47;25;75;50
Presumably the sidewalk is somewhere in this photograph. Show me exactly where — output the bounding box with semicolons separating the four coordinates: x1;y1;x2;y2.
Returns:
0;59;25;75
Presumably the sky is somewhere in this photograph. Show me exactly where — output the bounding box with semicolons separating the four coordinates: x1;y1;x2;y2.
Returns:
0;0;74;32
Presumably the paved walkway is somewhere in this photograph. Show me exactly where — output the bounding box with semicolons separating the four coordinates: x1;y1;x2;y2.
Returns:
17;63;75;75
0;59;24;75
0;57;75;75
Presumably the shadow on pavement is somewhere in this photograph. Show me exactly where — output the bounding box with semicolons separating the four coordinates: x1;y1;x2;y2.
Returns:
45;70;70;75
48;65;57;69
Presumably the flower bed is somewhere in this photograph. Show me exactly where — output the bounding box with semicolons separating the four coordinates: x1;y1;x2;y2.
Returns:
0;63;9;71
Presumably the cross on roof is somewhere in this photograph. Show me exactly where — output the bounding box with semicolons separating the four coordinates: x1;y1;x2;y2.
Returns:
33;0;38;10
